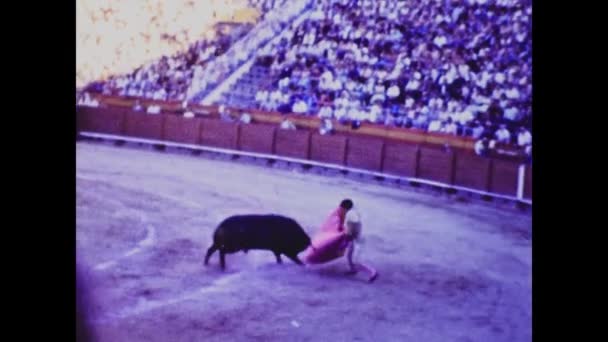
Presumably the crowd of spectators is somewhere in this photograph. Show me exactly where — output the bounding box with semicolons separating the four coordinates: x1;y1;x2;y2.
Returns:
188;0;311;102
76;0;259;89
76;92;100;107
79;0;531;155
84;23;251;102
82;0;309;104
252;0;531;150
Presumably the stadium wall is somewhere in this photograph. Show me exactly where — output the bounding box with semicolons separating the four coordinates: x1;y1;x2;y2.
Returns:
77;106;531;204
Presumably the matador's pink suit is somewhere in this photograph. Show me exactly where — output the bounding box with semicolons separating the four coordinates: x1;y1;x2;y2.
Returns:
303;207;350;264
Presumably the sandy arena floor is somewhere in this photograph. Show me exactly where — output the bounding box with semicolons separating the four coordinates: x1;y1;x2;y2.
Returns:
76;141;531;342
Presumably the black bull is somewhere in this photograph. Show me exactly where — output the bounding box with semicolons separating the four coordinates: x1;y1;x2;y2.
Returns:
204;215;312;270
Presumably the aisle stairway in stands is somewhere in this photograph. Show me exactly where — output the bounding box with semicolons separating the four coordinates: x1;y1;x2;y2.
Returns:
203;1;312;107
219;64;273;109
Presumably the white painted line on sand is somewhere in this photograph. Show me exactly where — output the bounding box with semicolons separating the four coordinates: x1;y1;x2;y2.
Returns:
93;208;157;271
94;224;156;271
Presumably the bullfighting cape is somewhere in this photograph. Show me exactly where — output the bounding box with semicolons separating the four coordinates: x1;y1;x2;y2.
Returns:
303;208;349;264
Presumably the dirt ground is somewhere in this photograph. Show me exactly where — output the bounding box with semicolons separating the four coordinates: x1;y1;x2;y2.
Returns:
76;141;531;342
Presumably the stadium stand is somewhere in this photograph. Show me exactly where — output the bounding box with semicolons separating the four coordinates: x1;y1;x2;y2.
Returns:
79;0;531;157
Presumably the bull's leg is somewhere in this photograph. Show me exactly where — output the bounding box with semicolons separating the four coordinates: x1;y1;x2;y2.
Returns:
204;244;218;266
273;251;283;264
219;249;226;270
285;253;305;266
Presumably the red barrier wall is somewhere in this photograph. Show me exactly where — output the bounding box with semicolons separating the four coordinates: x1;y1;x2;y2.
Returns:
77;107;125;135
162;115;202;145
310;134;347;165
345;137;384;172
76;106;531;200
453;153;491;191
381;142;418;177
124;111;164;140
238;124;276;154
200;119;239;149
274;130;311;160
88;94;524;154
489;159;519;196
524;165;532;200
417;147;454;184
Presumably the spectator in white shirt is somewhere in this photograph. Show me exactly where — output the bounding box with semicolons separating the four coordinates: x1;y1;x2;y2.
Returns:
503;107;519;122
495;124;511;144
303;32;316;46
414;113;429;130
456;108;475;125
364;78;376;94
386;82;400;101
268;90;283;110
330;78;343;92
345;79;357;92
153;89;166;101
77;92;87;105
319;69;334;90
334;106;348;121
368;107;381;123
445;65;458;84
80;93;99;107
475;137;491;157
240;113;252;124
476;71;492;89
495;72;506;84
428;119;443;133
375;68;388;81
517;127;532;147
147;105;161;114
280;119;297;130
433;35;447;47
404;97;415;109
255;89;269;106
292;99;309;114
334;92;349;109
278;76;290;89
472;121;485;139
369;104;383;121
443;117;458;135
320;118;334;135
370;85;386;104
506;87;520;100
347;106;363;122
524;144;532;159
458;64;471;81
310;7;325;20
318;105;334;119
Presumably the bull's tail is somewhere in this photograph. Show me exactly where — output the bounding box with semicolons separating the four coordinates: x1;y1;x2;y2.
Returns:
205;224;227;269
